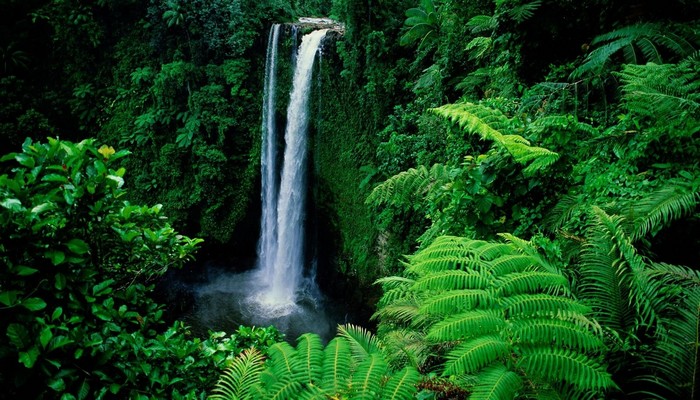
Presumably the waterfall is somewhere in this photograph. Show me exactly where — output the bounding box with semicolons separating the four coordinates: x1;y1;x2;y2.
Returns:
257;28;329;310
257;24;281;287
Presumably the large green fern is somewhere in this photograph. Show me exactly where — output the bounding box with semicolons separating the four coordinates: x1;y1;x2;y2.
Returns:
209;325;420;400
431;102;560;176
571;22;699;78
375;235;615;399
617;59;700;127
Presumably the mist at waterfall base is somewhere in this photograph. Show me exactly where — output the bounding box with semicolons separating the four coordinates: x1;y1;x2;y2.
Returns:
159;25;353;343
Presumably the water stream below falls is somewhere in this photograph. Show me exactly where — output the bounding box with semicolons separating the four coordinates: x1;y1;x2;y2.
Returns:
163;24;347;342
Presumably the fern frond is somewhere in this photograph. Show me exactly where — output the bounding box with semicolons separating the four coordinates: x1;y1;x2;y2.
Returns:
618;62;700;123
372;298;422;325
296;385;330;400
321;337;352;395
466;36;493;60
209;347;265;400
427;310;506;342
637;286;700;398
467;15;497;34
366;164;448;208
338;324;382;362
544;194;587;232
470;364;522;400
419;289;494;316
503;293;591;319
627;180;699;240
443;335;510;375
511;318;605;353
350;353;389;400
572;22;699;78
409;255;481;274
412;270;490;291
382;329;432;369
265;378;304;400
485;254;537;276
293;333;324;384
473;242;514;261
267;342;298;378
496;272;569;296
586;207;668;328
518;348;617;391
380;367;421;400
507;0;542;23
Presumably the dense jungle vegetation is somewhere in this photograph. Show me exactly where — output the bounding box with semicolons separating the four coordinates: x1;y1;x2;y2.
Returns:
1;0;699;398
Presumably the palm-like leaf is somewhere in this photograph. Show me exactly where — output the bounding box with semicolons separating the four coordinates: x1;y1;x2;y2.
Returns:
379;366;421;400
209;347;265;400
470;364;522;400
350;353;389;400
338;324;382;362
321;337;352;394
571;22;698;78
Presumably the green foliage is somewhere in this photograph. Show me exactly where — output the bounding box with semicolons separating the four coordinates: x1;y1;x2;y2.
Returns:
617;59;700;133
400;0;440;50
375;235;615;399
0;138;284;398
571;22;699;79
209;325;421;400
431;102;559;176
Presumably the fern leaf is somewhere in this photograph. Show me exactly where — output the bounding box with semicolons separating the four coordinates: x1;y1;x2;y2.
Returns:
382;329;432;369
321;337;352;395
427;310;506;342
503;293;591;319
443;335;510;375
267;342;298;378
419;289;494;316
629;181;699;240
265;378;305;400
293;333;324;384
209;347;265;400
338;324;382;362
470;364;522;400
510;318;605;353
618;62;700;123
467;15;497;34
412;270;490;291
372;298;421;325
485;254;536;276
518;348;616;391
496;272;569;296
507;0;542;23
380;367;421;400
350;353;389;400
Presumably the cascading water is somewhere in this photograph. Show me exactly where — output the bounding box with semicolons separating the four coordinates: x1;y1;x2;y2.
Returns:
257;28;329;309
257;24;281;289
179;23;344;342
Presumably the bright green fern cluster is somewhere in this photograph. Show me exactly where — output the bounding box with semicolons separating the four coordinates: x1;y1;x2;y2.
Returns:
375;235;616;399
209;325;421;400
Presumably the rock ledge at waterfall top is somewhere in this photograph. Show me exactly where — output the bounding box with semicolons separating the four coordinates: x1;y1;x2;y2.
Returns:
295;17;345;34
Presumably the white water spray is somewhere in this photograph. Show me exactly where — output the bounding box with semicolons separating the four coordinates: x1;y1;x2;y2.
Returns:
258;24;281;287
256;28;329;312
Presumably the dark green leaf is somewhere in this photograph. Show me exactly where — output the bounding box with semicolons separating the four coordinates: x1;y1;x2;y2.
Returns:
7;323;30;348
66;238;89;255
55;274;67;290
45;250;66;265
42;174;69;183
19;347;40;368
40;327;53;348
15;265;39;276
15;153;35;168
22;297;47;311
1;198;23;211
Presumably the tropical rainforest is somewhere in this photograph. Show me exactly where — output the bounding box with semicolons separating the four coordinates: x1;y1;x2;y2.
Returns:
1;0;699;398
